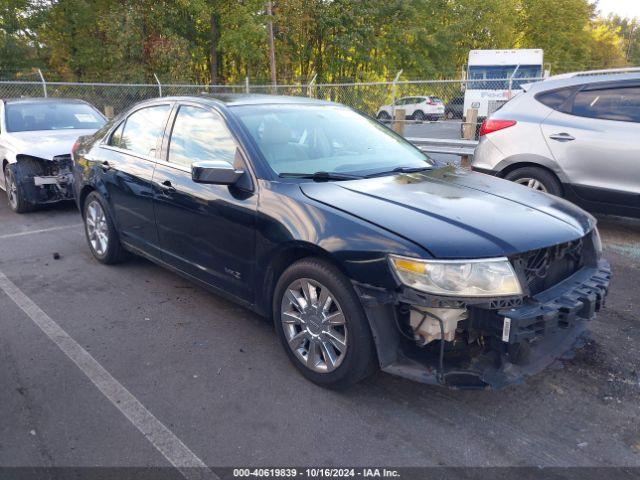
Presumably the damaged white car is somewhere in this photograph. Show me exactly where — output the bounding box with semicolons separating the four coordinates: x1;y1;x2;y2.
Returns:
0;98;106;213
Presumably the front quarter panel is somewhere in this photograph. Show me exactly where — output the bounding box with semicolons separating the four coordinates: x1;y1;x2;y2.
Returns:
255;180;429;292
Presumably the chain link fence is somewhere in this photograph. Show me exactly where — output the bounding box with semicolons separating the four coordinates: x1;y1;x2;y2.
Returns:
0;76;546;140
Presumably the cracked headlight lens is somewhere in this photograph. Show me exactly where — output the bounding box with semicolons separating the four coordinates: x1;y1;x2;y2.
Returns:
389;255;522;297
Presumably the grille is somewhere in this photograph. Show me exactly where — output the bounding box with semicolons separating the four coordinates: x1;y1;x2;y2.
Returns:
514;237;586;295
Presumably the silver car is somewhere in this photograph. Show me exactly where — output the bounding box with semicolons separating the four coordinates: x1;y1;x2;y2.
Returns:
472;71;640;218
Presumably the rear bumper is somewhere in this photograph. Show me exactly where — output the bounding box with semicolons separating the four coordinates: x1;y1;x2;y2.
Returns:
379;260;611;389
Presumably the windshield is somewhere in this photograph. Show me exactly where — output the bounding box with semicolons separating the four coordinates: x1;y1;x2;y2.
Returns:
5;102;106;132
233;105;432;177
468;64;542;90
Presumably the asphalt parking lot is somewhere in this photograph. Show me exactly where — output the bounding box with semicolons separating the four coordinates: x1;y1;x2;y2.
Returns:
1;196;639;474
403;119;462;139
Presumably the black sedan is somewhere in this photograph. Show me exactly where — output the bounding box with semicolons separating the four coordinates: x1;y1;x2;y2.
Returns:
72;95;610;389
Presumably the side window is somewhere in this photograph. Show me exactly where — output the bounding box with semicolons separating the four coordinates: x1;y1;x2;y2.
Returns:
535;87;574;111
120;104;171;157
570;86;640;123
109;121;124;147
168;105;240;168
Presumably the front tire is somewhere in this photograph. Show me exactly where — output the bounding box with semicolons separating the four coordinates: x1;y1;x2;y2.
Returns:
83;191;128;264
4;163;36;213
504;166;563;197
273;258;377;389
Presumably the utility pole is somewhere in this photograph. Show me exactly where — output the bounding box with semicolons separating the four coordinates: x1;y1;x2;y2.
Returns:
626;22;637;62
266;0;277;89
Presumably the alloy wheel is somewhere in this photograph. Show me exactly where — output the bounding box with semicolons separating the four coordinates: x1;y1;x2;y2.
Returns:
85;200;109;256
515;177;548;193
280;278;348;373
5;168;18;210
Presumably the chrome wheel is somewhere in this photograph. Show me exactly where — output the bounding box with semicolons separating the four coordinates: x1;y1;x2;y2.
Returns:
281;278;348;373
515;177;548;193
5;168;18;210
85;200;109;256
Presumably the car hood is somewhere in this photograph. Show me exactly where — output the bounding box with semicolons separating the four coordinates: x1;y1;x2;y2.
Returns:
7;129;98;160
300;167;595;259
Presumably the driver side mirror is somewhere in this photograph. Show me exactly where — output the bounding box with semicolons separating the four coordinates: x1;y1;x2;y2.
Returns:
192;160;244;185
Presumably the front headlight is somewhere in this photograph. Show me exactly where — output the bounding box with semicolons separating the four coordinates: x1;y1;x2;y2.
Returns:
389;255;522;297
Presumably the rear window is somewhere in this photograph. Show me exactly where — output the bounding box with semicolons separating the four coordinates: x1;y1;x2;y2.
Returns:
6;102;105;132
535;87;574;110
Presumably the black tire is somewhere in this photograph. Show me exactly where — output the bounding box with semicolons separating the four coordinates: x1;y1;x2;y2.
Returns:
273;258;377;389
413;110;425;122
377;111;391;122
82;191;128;264
445;111;454;120
4;163;37;213
504;166;563;197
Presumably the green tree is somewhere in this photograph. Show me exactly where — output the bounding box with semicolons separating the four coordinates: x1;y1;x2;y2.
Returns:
517;0;594;72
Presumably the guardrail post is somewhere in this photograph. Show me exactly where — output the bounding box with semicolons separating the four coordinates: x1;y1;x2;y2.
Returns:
245;76;250;94
461;107;478;168
153;73;162;97
392;108;406;136
104;106;114;119
37;69;47;98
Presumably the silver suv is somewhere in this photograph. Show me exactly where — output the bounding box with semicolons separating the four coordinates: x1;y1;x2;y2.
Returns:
472;71;640;218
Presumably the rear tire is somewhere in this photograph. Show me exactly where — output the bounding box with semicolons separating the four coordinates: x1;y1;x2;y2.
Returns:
504;166;563;197
4;163;36;213
413;110;425;122
273;258;377;389
83;191;128;264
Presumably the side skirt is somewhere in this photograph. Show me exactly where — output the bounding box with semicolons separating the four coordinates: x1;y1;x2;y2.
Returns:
122;241;258;314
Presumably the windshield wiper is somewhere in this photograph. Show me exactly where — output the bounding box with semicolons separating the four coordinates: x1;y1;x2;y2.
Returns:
364;166;432;178
278;171;361;181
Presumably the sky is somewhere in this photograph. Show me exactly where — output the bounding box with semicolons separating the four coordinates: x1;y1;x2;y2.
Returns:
594;0;640;19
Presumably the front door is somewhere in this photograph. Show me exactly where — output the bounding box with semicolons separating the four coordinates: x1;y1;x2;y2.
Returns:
152;104;257;302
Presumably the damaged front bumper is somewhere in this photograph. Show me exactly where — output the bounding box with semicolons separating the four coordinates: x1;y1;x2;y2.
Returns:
17;155;75;204
358;260;611;390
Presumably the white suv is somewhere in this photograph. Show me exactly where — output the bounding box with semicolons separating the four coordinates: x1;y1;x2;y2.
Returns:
377;96;445;122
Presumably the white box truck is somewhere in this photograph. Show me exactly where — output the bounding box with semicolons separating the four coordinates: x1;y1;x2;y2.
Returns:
464;49;544;121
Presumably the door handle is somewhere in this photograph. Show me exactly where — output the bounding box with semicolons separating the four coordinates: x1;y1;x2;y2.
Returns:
549;133;575;142
160;180;177;194
100;160;112;171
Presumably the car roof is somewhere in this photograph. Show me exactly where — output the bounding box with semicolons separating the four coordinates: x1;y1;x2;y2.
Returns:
135;94;340;108
3;97;91;105
525;72;640;93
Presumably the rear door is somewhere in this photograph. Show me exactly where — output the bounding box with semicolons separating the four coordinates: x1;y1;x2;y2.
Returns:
98;103;172;256
541;81;640;206
152;103;257;302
